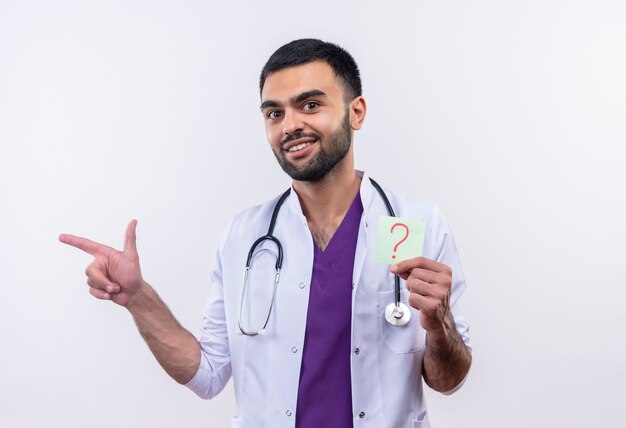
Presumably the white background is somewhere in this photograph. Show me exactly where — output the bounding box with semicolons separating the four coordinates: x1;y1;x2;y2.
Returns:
1;1;625;427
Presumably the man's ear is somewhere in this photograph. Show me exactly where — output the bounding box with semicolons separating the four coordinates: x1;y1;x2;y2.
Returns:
350;96;367;130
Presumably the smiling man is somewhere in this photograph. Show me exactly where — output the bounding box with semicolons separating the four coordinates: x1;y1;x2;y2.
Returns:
60;39;471;427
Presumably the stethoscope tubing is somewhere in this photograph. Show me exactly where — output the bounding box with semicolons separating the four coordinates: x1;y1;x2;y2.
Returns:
238;178;409;336
368;179;403;309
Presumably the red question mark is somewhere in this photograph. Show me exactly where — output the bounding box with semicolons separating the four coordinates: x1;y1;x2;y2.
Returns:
390;223;410;259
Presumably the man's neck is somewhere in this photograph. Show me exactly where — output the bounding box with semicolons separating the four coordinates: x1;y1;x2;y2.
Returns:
293;164;362;251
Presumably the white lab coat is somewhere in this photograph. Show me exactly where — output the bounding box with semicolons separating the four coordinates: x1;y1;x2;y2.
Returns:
186;171;471;428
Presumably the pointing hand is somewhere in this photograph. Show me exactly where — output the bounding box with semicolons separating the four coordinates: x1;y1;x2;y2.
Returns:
59;220;145;307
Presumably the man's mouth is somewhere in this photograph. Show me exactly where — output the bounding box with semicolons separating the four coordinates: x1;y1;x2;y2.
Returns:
288;142;313;152
282;137;317;153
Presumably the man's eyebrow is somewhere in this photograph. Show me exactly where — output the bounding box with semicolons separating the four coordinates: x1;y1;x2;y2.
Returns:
260;90;328;111
260;100;280;110
291;89;327;104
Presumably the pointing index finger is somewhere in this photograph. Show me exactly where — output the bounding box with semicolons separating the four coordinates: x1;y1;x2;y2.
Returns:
58;233;109;256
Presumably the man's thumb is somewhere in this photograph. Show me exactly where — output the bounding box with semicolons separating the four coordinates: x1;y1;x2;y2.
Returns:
124;219;138;254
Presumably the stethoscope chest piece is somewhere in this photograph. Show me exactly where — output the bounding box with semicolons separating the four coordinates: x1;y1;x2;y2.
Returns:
384;302;412;326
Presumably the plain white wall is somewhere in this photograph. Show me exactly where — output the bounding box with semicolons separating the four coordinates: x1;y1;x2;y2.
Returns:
1;1;625;427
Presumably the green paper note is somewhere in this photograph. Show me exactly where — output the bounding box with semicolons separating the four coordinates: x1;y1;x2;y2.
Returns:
374;216;426;265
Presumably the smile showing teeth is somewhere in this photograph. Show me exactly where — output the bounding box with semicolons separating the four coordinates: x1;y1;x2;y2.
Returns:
288;142;312;152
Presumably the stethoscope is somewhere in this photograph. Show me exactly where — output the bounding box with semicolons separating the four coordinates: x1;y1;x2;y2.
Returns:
238;178;412;336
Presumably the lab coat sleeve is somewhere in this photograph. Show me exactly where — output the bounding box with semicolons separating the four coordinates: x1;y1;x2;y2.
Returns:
430;205;471;343
432;205;472;394
184;229;233;399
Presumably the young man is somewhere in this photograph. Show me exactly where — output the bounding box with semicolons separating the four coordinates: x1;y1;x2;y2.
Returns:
60;39;471;428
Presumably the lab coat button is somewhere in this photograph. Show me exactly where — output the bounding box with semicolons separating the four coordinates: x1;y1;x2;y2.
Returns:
354;347;360;355
286;410;292;417
299;282;305;289
291;346;298;353
358;411;365;418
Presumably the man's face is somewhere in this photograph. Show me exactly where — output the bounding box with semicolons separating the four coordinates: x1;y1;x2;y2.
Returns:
260;61;354;182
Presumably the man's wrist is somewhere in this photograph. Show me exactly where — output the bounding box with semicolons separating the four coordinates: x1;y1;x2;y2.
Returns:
428;313;453;339
125;281;154;313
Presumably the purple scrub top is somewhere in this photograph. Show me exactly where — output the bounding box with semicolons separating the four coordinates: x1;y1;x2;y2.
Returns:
295;193;363;428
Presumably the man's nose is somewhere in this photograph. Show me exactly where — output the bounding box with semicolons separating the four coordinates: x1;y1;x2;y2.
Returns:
282;110;303;136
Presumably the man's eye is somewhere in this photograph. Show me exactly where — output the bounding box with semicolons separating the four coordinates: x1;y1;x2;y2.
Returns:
268;111;282;119
303;102;319;111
